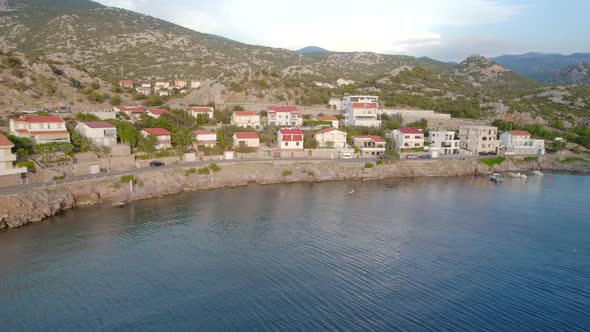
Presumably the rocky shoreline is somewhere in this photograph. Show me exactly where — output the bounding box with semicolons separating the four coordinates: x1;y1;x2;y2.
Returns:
1;156;589;230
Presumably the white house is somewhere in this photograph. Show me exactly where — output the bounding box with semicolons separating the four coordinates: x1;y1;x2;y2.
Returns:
231;111;261;128
9;116;70;144
314;128;347;148
267;106;302;127
191;80;201;89
459;126;500;155
351;135;386;158
315;115;339;129
119;80;134;89
155;81;170;89
392;128;425;151
233;132;260;150
140;128;172;150
75;122;118;147
146;109;173;118
342;96;381;127
500;130;545;155
174;79;187;89
428;130;460;155
0;133;27;178
158;89;170;97
277;129;304;150
337;79;355;86
192;130;217;147
189;107;214;120
117;106;146;120
141;82;151;88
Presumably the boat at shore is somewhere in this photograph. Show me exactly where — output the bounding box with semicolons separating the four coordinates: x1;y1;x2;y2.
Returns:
112;201;126;208
509;172;528;179
532;170;544;176
490;173;504;183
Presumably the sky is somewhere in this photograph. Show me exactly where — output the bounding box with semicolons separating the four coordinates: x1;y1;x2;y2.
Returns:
95;0;590;62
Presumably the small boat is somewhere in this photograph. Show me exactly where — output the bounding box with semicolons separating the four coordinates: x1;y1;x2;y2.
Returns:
490;173;504;183
532;170;544;176
112;201;126;208
509;172;528;179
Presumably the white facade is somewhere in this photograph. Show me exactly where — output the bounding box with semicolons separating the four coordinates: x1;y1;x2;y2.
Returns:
9;116;70;144
175;80;187;88
193;130;217;147
277;129;304;150
315;116;339;129
351;136;386;158
141;128;172;150
191;80;202;89
314;129;347;148
267;106;302;127
0;134;27;177
75;122;118;147
158;89;170;97
428;130;459;155
392;129;425;151
189;107;214;120
459;126;500;155
231;112;261;128
232;132;260;150
136;87;151;96
342;96;381;127
155;81;170;89
500;131;545;155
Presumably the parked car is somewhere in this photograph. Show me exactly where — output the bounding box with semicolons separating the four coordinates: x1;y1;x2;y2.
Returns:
419;154;432;159
406;155;418;159
150;161;165;167
22;109;37;114
56;106;71;113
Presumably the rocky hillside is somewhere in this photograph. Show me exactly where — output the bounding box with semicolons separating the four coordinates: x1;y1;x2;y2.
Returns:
494;52;590;82
554;62;590;85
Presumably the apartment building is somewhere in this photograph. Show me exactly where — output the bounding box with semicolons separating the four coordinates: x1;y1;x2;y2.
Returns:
459;126;500;155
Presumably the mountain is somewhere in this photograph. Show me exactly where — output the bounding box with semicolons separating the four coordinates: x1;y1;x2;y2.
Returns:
0;0;589;130
494;52;590;82
297;46;329;54
554;62;590;85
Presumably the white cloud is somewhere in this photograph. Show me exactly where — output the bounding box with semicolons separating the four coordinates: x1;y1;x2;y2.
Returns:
94;0;524;60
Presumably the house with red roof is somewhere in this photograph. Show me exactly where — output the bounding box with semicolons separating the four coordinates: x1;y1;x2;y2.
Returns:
500;130;545;155
146;109;173;119
140;128;172;150
351;135;386;158
0;133;27;179
314;115;339;129
189;107;214;120
174;79;188;89
119;80;134;89
115;106;147;121
277;129;304;150
342;95;381;127
232;132;260;150
314;128;348;148
267;106;302;127
75;122;118;147
9;116;70;144
231;111;261;128
192;130;217;147
392;128;425;151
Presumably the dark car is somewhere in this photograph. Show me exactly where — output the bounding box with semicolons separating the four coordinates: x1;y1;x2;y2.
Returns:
56;106;71;113
419;154;432;159
150;161;165;167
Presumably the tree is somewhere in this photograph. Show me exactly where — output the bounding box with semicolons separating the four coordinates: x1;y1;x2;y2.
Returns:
7;134;33;156
172;127;193;155
304;135;319;149
75;113;101;122
196;113;206;126
110;95;122;106
138;135;157;153
112;121;141;147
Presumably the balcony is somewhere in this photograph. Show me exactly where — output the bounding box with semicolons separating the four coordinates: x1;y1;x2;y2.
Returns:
0;154;17;162
0;166;27;176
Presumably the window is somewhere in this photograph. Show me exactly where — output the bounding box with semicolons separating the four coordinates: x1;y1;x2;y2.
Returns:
285;142;289;146
296;142;300;146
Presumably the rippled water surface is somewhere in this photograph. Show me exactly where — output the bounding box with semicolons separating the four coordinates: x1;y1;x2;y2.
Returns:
1;174;589;331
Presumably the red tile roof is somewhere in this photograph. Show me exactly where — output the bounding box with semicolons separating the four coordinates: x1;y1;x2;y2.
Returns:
352;135;386;143
83;122;116;129
315;116;338;121
399;128;423;134
192;130;215;136
352;103;378;109
315;128;339;135
268;106;298;112
0;133;14;147
279;129;304;135
190;107;214;112
234;111;258;116
148;109;172;116
142;128;171;136
119;80;133;84
15;116;64;123
234;132;259;139
508;130;530;136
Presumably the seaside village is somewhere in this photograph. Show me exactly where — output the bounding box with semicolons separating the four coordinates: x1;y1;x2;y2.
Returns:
0;79;549;187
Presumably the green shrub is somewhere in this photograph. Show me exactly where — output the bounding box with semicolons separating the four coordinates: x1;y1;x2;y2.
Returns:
135;154;151;160
304;170;316;176
16;161;35;169
209;163;221;172
481;157;506;167
198;167;210;175
185;168;197;176
560;157;588;163
376;160;384;165
282;170;293;177
365;162;375;169
53;176;65;181
121;175;137;185
524;156;538;162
